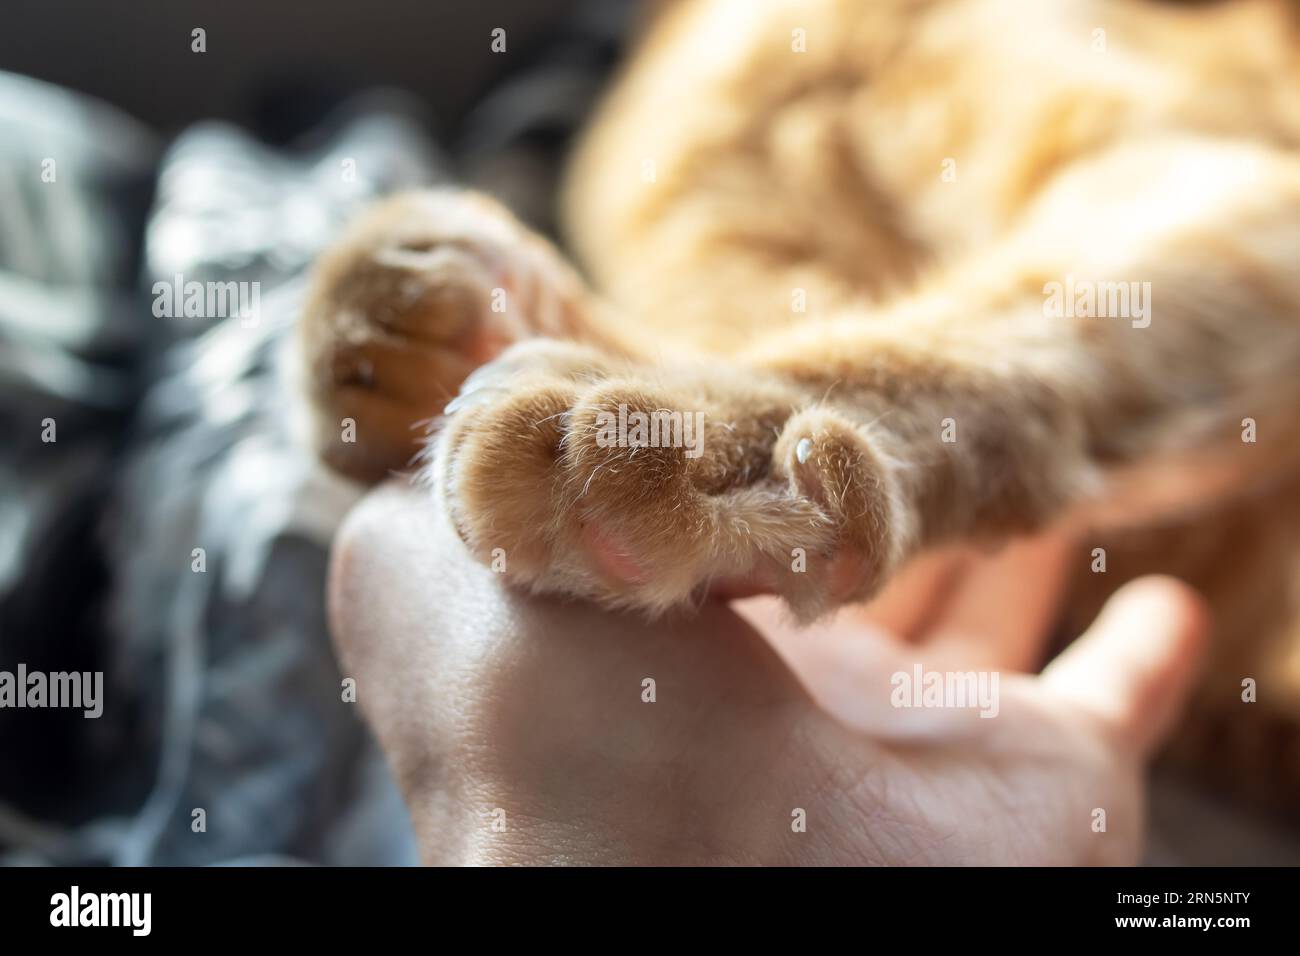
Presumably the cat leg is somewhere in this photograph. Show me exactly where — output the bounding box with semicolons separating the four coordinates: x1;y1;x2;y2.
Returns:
435;136;1300;617
297;189;619;483
739;134;1300;572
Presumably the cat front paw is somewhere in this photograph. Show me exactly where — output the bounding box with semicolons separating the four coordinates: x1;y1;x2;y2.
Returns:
299;189;593;482
430;340;907;618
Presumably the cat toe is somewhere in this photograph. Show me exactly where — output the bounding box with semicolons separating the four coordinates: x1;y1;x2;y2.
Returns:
772;408;905;604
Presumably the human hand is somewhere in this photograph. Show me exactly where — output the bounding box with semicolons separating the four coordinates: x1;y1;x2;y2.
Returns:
329;483;1207;865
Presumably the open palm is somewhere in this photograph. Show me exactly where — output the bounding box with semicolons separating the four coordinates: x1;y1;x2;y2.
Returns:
330;485;1206;865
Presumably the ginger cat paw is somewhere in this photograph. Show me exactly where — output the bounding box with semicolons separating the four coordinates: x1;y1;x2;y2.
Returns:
298;190;595;482
430;341;907;618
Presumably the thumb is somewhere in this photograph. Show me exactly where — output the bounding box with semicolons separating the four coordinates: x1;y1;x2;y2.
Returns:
1040;576;1210;758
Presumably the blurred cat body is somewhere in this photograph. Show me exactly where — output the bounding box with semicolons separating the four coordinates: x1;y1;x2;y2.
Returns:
300;0;1300;807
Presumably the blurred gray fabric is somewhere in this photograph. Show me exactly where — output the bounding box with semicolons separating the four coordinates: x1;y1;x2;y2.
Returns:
0;0;629;867
0;78;442;865
0;71;158;860
104;101;444;867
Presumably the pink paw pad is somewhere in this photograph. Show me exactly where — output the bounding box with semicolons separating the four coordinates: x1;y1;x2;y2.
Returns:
581;523;653;586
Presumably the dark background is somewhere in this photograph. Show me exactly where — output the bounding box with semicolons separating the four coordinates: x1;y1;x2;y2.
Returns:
1;0;600;136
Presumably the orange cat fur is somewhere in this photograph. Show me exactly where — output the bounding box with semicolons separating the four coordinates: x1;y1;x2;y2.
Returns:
300;0;1300;808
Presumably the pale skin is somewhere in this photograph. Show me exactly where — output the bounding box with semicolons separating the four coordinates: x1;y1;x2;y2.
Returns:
330;483;1208;866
